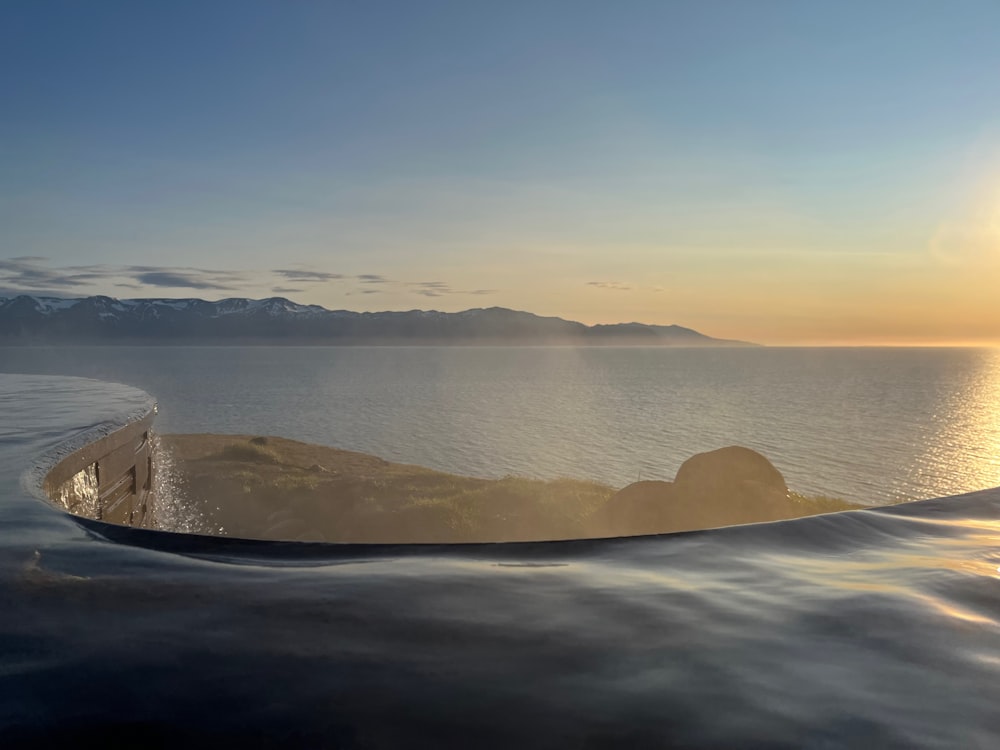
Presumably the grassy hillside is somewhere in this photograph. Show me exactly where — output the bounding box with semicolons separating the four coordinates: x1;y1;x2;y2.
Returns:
160;434;863;543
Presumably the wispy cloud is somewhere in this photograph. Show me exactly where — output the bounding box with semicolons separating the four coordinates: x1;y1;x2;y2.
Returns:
406;280;498;298
0;257;108;289
0;257;252;293
409;281;450;297
273;269;345;282
1;257;501;302
0;286;78;298
586;281;633;291
130;270;237;290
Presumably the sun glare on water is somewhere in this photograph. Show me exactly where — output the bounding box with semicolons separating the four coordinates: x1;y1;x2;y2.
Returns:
919;349;1000;497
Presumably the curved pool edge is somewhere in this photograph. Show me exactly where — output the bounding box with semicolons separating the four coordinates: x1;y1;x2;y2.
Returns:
6;372;1000;560
5;374;1000;748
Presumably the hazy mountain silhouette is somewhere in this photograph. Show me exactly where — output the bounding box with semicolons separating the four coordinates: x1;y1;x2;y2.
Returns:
0;295;757;345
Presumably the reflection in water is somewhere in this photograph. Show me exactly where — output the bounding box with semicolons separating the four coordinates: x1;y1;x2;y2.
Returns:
899;348;1000;502
147;433;214;535
53;463;98;517
4;374;1000;746
8;345;1000;506
11;490;997;749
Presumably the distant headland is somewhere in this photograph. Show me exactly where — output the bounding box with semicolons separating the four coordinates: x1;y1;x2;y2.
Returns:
0;295;757;346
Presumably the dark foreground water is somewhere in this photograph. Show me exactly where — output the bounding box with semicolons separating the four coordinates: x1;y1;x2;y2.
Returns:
2;375;1000;748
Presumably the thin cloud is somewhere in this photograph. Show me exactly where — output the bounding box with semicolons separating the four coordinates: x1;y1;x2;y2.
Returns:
1;258;500;301
0;258;108;289
587;281;632;291
410;281;451;297
125;265;248;289
1;258;259;293
407;281;498;297
131;271;237;290
273;269;345;282
0;286;80;298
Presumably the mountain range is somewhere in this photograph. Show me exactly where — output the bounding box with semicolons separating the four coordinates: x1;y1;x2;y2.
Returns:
0;295;756;346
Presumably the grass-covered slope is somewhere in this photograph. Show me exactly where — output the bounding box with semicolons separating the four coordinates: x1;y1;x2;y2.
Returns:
160;435;864;543
160;434;614;542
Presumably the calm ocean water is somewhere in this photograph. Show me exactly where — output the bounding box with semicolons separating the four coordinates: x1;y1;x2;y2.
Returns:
2;372;1000;747
2;345;1000;505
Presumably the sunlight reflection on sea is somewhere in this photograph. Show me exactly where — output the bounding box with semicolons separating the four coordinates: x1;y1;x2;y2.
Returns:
3;346;1000;505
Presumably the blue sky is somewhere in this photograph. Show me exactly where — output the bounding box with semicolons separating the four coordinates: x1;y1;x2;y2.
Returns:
3;1;1000;343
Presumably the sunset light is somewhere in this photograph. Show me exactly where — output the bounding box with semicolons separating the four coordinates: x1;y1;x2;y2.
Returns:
3;3;1000;346
3;3;1000;746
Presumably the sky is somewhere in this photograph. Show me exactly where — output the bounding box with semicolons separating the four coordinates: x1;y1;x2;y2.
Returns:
2;1;1000;345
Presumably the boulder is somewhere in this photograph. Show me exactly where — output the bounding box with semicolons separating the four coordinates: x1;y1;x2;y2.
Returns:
672;446;788;526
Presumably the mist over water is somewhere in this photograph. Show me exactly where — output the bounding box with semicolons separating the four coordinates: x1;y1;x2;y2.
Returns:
3;346;999;504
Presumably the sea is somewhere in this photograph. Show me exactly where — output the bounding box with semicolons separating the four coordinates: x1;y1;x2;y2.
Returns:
2;345;999;504
1;349;999;748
